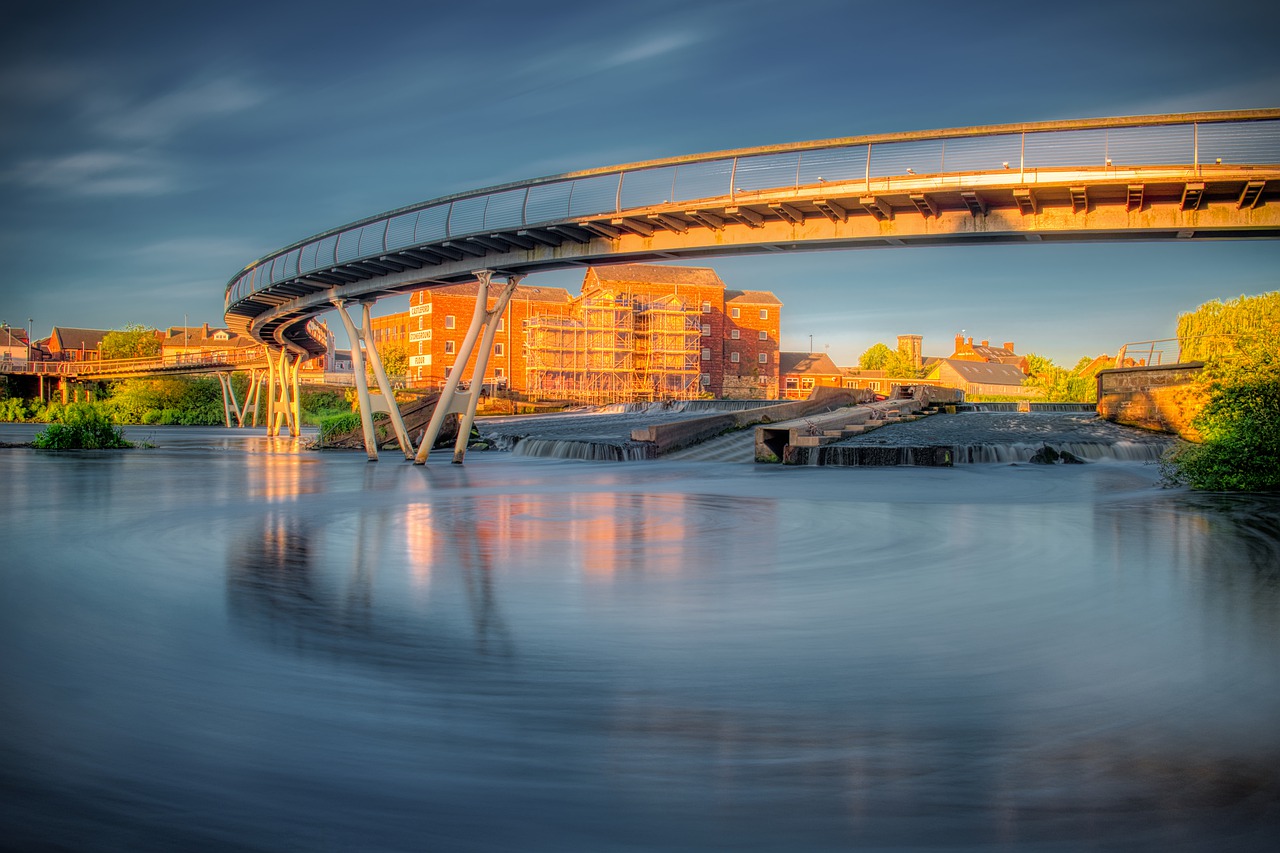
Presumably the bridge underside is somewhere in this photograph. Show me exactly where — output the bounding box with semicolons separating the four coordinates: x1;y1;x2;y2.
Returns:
228;167;1280;355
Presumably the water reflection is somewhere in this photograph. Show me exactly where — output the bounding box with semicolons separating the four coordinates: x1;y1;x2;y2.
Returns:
7;445;1280;851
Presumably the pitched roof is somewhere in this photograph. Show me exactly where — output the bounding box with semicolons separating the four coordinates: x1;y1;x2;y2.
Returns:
779;351;841;376
724;289;782;305
968;344;1017;360
49;327;110;351
162;329;256;348
588;263;725;288
939;358;1028;386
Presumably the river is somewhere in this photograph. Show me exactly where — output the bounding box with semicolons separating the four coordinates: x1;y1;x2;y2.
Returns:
1;425;1277;851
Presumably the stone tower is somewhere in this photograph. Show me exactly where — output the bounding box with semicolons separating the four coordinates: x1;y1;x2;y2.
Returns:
897;334;923;369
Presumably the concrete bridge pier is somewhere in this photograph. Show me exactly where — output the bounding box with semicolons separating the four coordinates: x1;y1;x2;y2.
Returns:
413;270;521;465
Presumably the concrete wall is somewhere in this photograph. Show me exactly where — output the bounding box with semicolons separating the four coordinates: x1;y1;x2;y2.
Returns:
630;387;868;455
1096;362;1205;440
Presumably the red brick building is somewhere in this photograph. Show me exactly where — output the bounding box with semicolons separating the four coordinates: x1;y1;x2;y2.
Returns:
779;352;842;399
369;264;782;401
373;281;573;392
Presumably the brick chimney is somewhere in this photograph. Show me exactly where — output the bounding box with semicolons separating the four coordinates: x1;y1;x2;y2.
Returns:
202;322;210;338
980;339;989;347
1003;341;1015;353
954;334;964;351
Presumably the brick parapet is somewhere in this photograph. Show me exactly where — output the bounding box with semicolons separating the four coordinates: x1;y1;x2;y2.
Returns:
1096;362;1206;440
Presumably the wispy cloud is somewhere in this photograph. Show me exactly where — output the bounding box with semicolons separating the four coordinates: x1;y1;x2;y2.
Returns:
600;31;703;71
8;150;177;196
2;72;269;198
93;76;267;142
0;61;86;105
126;236;266;266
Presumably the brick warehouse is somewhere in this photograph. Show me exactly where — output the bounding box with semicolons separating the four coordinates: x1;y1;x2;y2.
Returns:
370;264;781;401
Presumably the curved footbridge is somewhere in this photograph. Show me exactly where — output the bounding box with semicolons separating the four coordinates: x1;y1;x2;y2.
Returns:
223;110;1280;462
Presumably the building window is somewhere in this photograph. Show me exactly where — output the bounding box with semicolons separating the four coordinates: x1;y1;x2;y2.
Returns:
701;301;711;313
445;315;456;330
730;352;740;363
758;330;767;341
494;367;505;378
785;377;798;391
701;324;711;337
701;348;711;361
759;309;768;319
870;381;881;391
730;307;740;318
445;340;456;354
801;378;815;390
497;317;504;331
700;373;710;386
730;329;740;340
494;343;504;357
758;352;768;363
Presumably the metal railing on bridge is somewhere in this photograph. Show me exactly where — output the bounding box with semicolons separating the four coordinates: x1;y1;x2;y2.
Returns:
7;347;269;378
226;111;1280;310
1114;334;1261;367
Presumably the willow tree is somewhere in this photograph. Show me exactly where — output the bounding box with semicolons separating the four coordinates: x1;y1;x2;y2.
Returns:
1176;292;1280;362
1163;292;1280;491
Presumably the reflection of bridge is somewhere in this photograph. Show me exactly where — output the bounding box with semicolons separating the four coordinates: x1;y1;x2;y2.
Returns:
223;110;1280;460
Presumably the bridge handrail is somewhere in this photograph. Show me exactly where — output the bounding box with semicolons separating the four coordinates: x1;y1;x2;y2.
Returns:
225;110;1280;312
1114;334;1257;367
15;346;271;376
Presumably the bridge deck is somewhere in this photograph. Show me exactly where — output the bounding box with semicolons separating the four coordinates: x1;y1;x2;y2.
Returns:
223;110;1280;355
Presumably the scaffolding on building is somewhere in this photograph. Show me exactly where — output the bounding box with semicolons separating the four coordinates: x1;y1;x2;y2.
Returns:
634;294;701;401
524;289;701;404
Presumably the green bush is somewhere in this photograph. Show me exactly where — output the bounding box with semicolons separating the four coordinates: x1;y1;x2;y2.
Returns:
1;397;28;422
1162;352;1280;492
301;389;350;425
32;403;132;450
318;412;361;443
108;377;226;425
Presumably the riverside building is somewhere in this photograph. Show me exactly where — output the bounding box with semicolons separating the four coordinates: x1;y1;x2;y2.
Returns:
371;264;782;403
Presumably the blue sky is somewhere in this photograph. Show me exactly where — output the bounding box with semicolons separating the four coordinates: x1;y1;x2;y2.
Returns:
1;0;1277;365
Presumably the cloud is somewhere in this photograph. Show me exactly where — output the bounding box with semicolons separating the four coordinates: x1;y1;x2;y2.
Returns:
601;31;703;71
6;150;177;197
125;236;266;268
93;76;267;142
0;61;86;105
7;150;177;196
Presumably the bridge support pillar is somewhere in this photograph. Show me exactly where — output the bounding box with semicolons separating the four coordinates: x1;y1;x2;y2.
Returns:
265;348;303;437
216;372;237;428
216;371;261;428
332;300;413;460
413;270;520;465
452;274;522;464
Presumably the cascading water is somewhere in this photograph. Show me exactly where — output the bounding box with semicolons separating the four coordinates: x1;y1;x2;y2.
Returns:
512;438;655;461
802;412;1174;466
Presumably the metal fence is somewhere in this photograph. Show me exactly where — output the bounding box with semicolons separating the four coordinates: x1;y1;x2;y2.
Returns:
227;113;1280;310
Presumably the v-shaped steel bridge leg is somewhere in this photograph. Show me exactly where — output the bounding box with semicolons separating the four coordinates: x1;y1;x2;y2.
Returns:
413;270;523;465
